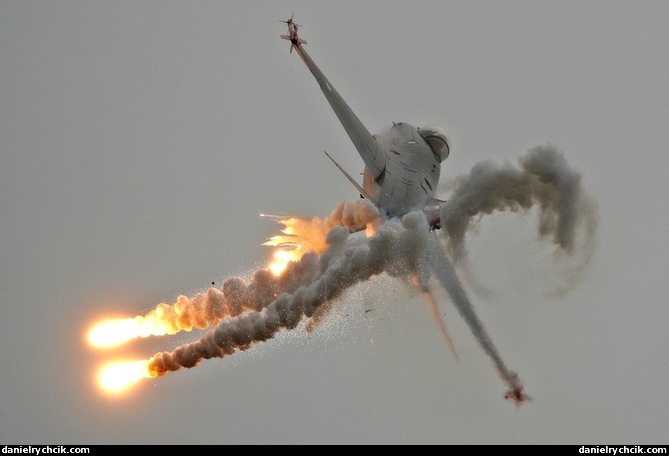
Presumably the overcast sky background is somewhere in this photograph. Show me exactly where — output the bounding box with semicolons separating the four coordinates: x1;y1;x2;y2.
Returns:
2;1;668;445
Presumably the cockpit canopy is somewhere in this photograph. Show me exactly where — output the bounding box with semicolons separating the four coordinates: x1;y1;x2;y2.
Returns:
419;125;451;162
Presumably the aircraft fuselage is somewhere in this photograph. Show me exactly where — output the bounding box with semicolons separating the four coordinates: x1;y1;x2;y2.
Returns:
370;123;441;217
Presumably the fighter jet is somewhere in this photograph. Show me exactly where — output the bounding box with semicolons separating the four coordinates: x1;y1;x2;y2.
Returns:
283;18;451;230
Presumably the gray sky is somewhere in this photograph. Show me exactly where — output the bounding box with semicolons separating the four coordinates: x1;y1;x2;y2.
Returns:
2;1;668;445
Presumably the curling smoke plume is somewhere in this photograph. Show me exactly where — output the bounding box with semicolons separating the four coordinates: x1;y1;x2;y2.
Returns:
439;145;598;293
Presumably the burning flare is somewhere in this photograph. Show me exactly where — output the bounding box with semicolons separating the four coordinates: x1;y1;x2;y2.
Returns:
267;248;302;276
88;317;174;348
97;360;153;394
262;215;329;277
88;288;231;348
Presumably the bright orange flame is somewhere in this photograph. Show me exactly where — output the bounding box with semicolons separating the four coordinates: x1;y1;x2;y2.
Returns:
268;248;303;276
88;316;175;348
263;215;330;277
98;360;152;394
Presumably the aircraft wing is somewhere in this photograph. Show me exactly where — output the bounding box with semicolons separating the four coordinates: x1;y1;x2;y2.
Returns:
293;45;386;180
